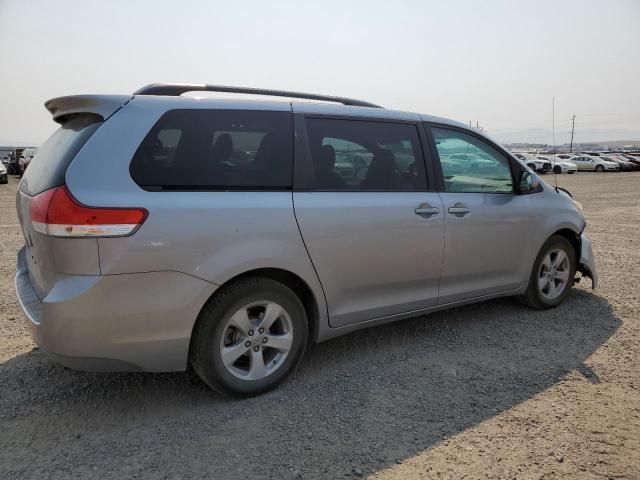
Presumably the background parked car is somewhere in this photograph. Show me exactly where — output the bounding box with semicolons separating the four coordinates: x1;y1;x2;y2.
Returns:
570;155;619;172
513;153;551;173
19;147;37;174
0;162;7;184
7;148;24;175
599;155;637;171
536;155;577;174
618;154;640;166
0;149;11;165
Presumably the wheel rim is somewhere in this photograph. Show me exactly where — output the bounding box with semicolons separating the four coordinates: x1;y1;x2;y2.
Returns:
538;249;571;300
219;301;293;380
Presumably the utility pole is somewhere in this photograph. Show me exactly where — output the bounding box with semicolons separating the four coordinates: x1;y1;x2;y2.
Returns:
569;114;576;153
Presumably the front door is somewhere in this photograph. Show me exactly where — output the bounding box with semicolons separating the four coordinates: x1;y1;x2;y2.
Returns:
428;126;535;304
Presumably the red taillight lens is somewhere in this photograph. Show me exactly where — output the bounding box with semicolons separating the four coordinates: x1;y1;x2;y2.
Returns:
29;186;147;237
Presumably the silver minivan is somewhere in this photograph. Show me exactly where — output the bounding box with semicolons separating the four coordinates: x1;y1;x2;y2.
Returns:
15;84;598;396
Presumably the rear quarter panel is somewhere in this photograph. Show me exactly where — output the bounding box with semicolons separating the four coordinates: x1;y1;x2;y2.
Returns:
64;97;327;320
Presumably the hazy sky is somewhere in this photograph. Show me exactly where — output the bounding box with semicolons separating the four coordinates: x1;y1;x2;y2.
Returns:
1;0;639;145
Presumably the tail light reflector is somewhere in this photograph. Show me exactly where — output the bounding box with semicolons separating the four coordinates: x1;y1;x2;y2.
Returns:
29;186;147;237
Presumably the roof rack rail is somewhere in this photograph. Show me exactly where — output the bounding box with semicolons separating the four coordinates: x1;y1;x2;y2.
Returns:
133;83;383;108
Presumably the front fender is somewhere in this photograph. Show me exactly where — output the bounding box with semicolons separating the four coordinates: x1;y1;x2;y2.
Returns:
578;234;598;288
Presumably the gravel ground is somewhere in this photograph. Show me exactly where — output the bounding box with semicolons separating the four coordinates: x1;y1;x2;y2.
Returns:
1;172;639;479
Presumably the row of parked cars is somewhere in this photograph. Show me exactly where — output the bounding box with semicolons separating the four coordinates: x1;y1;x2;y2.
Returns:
0;147;38;182
513;151;640;174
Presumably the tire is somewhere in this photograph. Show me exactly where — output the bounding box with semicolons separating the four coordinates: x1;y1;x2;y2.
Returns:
518;235;576;310
595;164;604;172
190;277;308;397
553;166;562;174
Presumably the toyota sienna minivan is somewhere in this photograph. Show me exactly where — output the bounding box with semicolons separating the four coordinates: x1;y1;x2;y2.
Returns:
15;84;598;396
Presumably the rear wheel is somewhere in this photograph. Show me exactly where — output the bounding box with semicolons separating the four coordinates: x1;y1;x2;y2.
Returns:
519;235;576;310
595;164;604;172
553;165;562;174
190;277;308;397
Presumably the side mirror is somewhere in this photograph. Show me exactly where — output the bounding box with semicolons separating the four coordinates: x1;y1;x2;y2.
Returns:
518;170;539;193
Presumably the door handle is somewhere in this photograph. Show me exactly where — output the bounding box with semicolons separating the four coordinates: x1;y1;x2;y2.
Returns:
415;203;440;217
448;203;471;217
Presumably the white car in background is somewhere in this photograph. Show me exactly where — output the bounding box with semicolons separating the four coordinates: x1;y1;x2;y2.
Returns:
513;153;552;174
569;155;619;172
536;155;577;174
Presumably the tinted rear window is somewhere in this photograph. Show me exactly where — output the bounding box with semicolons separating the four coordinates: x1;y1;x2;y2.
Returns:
129;109;293;190
304;118;427;191
20;114;102;196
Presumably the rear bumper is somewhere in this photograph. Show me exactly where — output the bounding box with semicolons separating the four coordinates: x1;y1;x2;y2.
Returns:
15;247;216;372
578;234;598;289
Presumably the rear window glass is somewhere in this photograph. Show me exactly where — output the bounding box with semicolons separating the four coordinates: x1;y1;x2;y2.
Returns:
20;114;102;196
129;109;293;190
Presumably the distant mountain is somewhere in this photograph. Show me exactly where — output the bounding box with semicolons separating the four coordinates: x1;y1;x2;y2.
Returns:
583;139;640;147
489;127;640;146
0;143;37;149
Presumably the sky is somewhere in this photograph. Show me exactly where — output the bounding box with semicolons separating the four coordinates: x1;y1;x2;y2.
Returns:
1;0;639;146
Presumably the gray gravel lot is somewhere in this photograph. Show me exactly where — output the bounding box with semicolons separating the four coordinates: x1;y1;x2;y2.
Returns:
1;173;639;479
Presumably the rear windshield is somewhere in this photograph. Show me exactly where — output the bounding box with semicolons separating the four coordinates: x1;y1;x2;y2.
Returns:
20;114;102;196
129;109;293;190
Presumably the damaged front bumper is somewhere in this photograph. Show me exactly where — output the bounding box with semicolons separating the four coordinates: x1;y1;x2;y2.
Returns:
578;234;598;288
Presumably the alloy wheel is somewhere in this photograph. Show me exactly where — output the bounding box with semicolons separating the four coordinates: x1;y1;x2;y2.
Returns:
219;301;293;380
538;249;571;300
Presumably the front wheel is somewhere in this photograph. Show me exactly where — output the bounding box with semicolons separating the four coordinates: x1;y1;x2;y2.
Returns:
519;235;576;310
595;165;604;172
190;277;308;397
553;165;562;174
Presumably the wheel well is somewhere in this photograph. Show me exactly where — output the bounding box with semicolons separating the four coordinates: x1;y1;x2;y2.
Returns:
552;228;581;264
194;268;320;348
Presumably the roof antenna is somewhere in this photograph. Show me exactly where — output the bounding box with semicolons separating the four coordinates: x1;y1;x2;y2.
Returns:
552;97;558;193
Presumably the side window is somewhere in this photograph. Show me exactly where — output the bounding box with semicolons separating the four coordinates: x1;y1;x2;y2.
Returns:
304;118;426;191
130;109;293;190
431;127;514;193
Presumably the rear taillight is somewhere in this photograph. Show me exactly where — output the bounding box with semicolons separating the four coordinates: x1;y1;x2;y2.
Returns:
29;186;147;237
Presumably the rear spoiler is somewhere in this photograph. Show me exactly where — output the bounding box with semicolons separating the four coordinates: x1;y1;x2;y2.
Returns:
44;95;132;124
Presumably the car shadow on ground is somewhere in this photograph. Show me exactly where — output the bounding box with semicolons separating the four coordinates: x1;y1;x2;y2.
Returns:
0;288;620;479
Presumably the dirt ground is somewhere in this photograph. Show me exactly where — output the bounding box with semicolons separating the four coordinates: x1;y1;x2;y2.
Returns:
1;172;639;479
